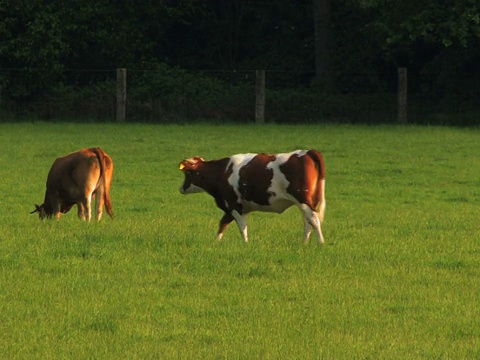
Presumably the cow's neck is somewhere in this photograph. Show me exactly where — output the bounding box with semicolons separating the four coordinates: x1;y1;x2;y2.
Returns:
201;159;229;196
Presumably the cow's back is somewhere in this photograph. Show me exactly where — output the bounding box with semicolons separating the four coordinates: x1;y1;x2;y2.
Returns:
46;149;100;201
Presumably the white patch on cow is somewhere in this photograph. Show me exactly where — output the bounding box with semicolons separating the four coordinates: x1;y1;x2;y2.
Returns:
180;183;205;194
273;150;308;164
263;150;306;213
226;151;309;214
227;153;257;200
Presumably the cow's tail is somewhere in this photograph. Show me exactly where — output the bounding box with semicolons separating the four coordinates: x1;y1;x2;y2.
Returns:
307;149;326;222
92;147;114;218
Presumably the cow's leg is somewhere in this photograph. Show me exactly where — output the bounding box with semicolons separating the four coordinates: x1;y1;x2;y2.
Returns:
86;198;92;221
232;210;248;243
82;194;93;221
77;203;86;220
94;190;105;221
78;199;90;221
299;204;324;245
217;213;234;241
318;178;326;222
303;217;312;242
53;201;62;219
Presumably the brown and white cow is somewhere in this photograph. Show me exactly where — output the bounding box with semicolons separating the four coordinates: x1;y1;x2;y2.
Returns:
179;149;326;244
32;147;114;221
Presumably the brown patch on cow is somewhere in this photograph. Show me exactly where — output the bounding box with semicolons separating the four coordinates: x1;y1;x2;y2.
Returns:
238;154;275;205
201;158;232;198
307;149;325;179
281;150;325;210
307;149;325;208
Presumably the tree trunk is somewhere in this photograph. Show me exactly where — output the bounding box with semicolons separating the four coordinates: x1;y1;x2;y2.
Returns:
313;0;334;91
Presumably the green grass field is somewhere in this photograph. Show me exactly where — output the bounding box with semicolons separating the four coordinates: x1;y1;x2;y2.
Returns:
0;122;479;358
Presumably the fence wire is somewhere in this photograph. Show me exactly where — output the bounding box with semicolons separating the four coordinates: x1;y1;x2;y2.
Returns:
0;69;478;125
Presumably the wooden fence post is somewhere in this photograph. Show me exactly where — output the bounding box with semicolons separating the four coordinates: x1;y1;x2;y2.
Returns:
397;67;407;124
255;70;265;124
116;68;126;122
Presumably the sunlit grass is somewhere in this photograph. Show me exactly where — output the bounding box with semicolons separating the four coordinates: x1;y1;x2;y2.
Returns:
0;122;479;358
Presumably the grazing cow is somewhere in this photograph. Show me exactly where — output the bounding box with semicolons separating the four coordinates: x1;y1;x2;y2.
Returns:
179;149;326;244
32;147;114;221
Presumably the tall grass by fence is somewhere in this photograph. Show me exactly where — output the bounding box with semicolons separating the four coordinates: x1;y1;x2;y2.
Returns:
1;67;479;125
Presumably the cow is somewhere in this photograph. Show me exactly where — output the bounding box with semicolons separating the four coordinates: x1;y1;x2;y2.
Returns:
179;149;326;244
32;147;114;221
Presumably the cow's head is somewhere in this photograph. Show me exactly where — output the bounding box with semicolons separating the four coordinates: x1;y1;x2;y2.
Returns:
31;203;48;219
31;203;72;219
179;157;206;194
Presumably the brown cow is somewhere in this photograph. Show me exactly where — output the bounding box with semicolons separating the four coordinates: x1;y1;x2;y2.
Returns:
32;147;114;221
179;150;326;244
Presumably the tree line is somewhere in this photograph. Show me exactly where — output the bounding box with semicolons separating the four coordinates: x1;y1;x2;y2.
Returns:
1;0;479;124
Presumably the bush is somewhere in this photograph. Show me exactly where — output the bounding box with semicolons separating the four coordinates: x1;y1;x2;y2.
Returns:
127;62;229;122
266;88;397;123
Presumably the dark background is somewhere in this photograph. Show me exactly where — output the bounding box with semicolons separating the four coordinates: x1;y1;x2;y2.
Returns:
1;0;479;124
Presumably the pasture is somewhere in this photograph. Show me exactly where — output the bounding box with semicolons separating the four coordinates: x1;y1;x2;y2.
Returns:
0;122;479;358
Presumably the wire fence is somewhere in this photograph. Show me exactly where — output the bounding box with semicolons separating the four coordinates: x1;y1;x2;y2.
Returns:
1;68;479;125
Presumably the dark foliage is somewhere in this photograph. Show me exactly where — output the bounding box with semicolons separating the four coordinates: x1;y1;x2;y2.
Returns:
0;0;479;124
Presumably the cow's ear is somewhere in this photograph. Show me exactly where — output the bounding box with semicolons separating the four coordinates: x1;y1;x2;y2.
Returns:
31;204;40;214
178;160;189;171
